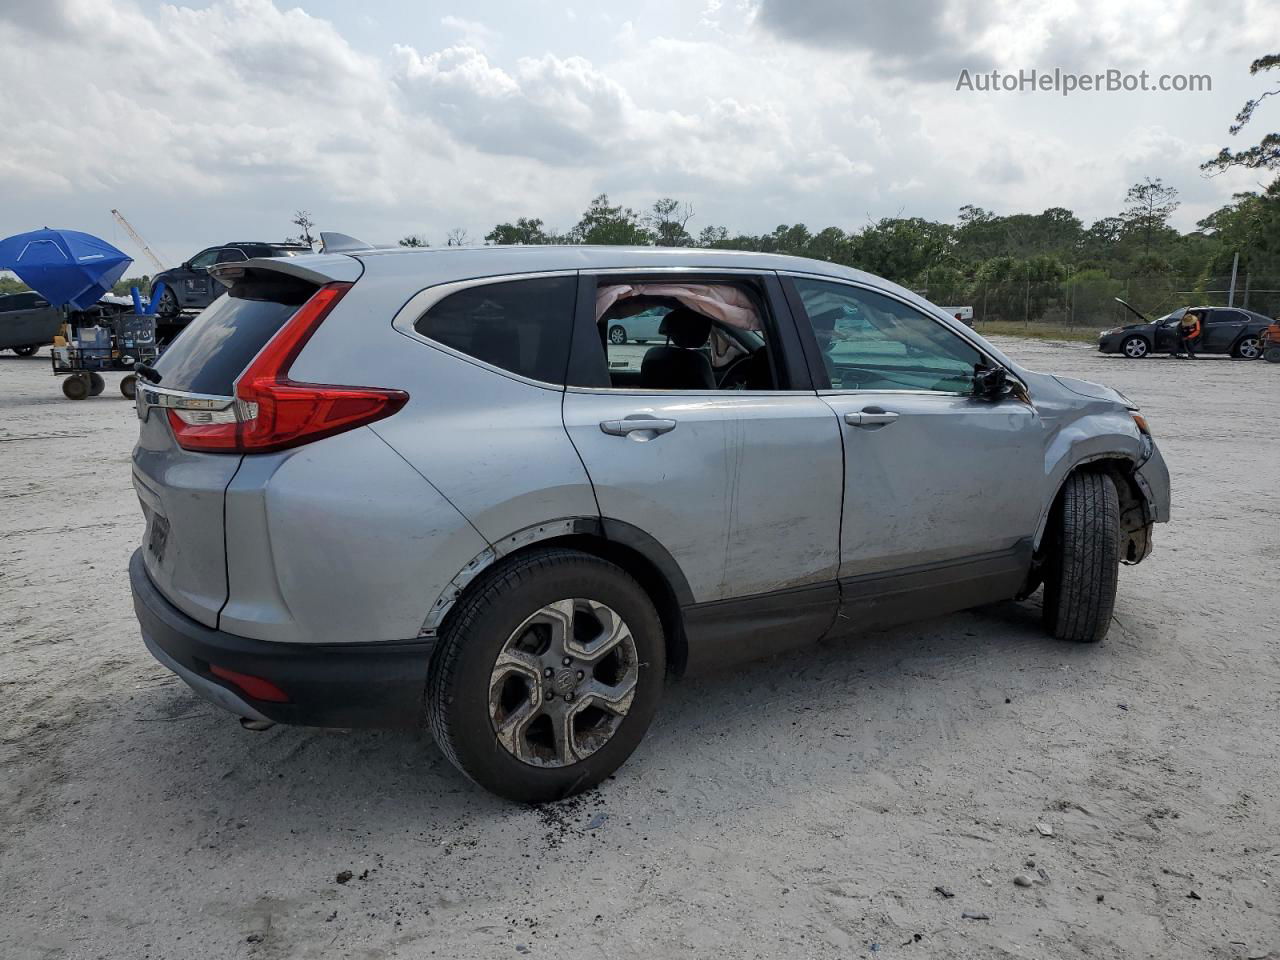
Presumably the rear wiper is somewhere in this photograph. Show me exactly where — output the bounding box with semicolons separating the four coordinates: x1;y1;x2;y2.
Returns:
134;361;162;384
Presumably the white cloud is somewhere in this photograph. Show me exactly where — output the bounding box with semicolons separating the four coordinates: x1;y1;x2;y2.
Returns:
440;15;495;50
0;0;1273;259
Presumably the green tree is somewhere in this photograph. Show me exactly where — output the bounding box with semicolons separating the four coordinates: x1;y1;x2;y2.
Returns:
485;217;552;245
398;235;429;247
1065;268;1124;326
111;275;152;295
290;210;316;248
1202;52;1280;173
696;225;730;248
648;198;694;246
572;195;652;245
852;217;954;283
1121;178;1180;258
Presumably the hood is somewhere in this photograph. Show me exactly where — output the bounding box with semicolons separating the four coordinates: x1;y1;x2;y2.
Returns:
1052;375;1132;407
1114;297;1149;324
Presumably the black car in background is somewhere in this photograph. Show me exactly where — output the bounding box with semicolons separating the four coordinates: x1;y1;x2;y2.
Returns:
1097;300;1272;359
0;291;62;355
150;241;311;322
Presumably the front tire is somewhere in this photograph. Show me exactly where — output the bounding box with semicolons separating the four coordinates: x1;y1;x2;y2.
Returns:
426;548;665;802
12;344;40;357
1042;471;1120;643
1264;346;1280;363
1121;336;1149;359
1232;336;1261;360
156;288;180;321
608;325;627;345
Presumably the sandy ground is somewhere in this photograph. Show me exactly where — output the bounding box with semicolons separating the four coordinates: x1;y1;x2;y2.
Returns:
1;340;1277;960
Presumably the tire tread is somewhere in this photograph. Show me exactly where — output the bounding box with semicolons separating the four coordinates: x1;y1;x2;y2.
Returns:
426;547;650;793
1043;471;1120;643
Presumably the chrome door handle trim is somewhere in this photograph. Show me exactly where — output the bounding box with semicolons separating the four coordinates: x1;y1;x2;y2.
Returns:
845;410;899;427
600;417;678;436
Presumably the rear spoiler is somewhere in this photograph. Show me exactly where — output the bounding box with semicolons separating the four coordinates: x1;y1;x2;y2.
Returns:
210;253;364;289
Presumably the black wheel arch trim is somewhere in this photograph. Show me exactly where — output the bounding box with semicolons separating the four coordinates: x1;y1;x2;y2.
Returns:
1034;454;1157;562
423;516;695;635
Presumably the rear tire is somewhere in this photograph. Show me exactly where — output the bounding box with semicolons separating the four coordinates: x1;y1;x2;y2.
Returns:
88;372;106;396
1232;336;1261;360
1042;471;1120;643
1264;346;1280;363
120;374;137;399
426;547;665;803
12;344;39;357
1121;336;1149;359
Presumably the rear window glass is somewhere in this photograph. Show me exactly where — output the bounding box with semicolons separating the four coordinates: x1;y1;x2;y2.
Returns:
413;276;576;385
153;277;314;395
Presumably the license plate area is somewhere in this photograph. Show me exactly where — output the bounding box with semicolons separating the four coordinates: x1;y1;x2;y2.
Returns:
149;513;171;562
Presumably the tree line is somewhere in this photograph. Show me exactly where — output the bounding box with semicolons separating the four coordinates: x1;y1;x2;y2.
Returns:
390;175;1277;322
401;50;1280;322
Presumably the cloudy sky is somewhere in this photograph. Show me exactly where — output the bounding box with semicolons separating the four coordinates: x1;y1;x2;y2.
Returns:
1;0;1276;264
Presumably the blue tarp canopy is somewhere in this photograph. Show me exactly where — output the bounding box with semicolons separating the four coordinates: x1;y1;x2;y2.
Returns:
0;228;132;310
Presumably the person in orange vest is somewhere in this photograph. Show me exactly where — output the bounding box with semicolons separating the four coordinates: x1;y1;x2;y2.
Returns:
1172;309;1203;359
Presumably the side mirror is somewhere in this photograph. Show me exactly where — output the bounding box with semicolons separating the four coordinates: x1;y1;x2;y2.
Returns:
973;365;1011;400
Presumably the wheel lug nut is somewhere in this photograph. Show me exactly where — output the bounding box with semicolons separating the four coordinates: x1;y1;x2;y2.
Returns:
562;657;571;667
565;692;575;702
544;668;553;677
576;670;584;680
545;691;555;701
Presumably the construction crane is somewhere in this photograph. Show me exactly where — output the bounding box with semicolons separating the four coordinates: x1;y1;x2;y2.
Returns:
110;209;168;274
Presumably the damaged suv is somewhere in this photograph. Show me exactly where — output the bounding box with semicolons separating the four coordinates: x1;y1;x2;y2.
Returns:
129;246;1170;802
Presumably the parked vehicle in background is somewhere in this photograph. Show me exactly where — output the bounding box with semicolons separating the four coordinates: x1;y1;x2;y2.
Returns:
130;245;1170;802
1097;299;1271;359
606;307;667;344
150;241;312;329
1263;318;1280;363
940;305;975;327
0;291;61;355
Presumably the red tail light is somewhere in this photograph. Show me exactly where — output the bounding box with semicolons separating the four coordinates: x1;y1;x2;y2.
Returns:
209;664;290;703
169;283;408;453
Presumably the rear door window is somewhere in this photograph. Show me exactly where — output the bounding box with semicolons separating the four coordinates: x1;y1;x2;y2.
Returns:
413;276;576;385
152;276;315;395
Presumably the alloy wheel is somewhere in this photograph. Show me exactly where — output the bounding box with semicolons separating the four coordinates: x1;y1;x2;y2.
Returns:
1237;337;1261;359
488;598;639;768
1123;337;1148;358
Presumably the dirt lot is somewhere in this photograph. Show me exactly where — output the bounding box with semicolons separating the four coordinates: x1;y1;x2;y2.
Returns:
1;340;1277;960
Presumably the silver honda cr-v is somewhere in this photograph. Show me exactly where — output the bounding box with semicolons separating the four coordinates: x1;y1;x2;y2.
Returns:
129;245;1170;802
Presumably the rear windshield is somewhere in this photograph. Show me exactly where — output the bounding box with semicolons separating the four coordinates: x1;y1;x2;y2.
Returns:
153;276;315;395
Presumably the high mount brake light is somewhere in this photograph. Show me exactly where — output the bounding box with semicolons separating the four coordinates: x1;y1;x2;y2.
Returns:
169;283;408;453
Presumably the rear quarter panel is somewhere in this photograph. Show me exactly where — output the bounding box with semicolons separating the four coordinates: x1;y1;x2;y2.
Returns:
221;426;488;644
284;268;599;564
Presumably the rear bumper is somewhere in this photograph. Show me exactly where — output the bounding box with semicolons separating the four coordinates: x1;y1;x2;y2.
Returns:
130;549;433;728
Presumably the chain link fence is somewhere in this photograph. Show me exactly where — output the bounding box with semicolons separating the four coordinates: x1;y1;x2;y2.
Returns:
915;274;1280;328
